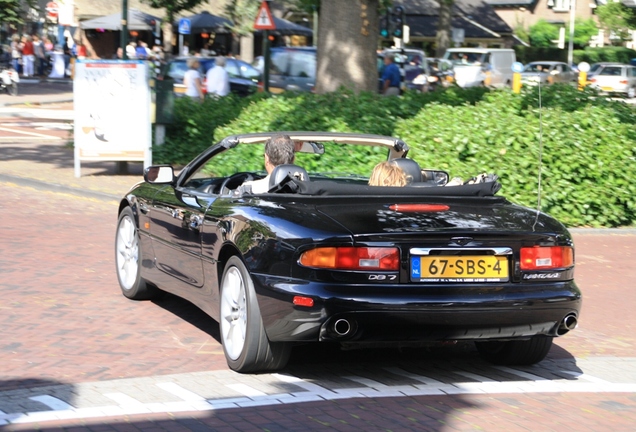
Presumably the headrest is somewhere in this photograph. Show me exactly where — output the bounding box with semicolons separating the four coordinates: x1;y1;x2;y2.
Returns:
269;164;309;188
390;158;422;184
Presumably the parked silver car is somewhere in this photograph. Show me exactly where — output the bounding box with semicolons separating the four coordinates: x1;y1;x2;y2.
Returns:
587;63;636;98
521;61;578;86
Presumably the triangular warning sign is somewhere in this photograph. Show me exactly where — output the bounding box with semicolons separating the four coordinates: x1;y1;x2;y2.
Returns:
253;1;276;30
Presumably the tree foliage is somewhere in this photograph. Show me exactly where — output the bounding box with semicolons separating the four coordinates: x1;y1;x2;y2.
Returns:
596;2;636;42
142;0;208;54
0;0;37;25
529;18;598;48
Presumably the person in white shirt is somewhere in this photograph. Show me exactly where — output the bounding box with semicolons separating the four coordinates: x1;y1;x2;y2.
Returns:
183;57;203;101
206;56;230;97
241;134;296;194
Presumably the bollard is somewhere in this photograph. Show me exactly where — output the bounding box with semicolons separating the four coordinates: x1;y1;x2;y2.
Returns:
511;62;523;94
578;71;587;91
512;72;521;94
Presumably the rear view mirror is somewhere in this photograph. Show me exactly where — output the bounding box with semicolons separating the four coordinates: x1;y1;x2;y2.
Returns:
145;165;175;184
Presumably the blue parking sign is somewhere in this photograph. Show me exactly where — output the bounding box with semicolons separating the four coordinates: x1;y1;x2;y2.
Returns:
178;18;191;35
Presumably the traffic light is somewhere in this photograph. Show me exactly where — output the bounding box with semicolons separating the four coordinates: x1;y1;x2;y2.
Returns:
392;6;405;39
379;8;392;38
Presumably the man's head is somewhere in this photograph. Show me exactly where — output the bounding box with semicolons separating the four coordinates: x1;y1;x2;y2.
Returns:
264;134;295;174
216;56;226;67
384;54;394;65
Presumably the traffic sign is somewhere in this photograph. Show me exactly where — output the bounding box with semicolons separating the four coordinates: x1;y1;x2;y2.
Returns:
46;1;59;19
178;18;191;35
254;1;276;30
512;62;524;73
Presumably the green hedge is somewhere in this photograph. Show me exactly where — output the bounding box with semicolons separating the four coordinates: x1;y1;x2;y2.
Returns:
514;46;636;65
155;86;636;227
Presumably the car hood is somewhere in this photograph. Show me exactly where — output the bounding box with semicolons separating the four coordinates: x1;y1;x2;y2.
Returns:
314;198;567;237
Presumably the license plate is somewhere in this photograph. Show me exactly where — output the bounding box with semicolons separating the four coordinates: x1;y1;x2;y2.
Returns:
601;86;613;92
411;255;508;282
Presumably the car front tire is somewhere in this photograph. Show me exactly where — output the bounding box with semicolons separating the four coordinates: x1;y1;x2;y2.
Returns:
475;336;553;365
220;256;291;373
115;207;157;300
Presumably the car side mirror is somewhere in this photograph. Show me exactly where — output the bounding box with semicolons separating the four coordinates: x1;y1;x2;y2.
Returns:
145;165;175;184
422;169;450;186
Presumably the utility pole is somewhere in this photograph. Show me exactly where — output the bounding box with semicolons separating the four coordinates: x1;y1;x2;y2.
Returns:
567;0;576;66
121;0;128;60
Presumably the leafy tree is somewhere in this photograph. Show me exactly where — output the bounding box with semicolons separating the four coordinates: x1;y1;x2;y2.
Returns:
0;0;37;25
596;2;636;42
529;19;559;47
142;0;208;56
529;18;598;48
223;0;261;55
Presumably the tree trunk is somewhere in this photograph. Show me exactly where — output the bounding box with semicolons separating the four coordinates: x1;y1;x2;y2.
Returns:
315;0;379;94
163;10;174;59
436;0;453;57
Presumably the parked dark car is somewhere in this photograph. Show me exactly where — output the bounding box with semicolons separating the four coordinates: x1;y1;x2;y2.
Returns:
116;132;581;373
162;56;261;97
253;47;317;93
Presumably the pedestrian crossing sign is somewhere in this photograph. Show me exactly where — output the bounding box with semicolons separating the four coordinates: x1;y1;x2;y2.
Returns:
253;1;276;30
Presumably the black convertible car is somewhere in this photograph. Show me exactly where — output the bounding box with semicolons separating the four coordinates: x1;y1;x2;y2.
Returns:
115;132;581;372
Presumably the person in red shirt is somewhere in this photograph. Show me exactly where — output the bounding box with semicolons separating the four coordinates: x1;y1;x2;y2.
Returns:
21;35;35;77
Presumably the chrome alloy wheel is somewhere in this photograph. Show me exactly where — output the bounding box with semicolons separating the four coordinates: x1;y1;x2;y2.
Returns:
116;213;140;291
220;266;247;360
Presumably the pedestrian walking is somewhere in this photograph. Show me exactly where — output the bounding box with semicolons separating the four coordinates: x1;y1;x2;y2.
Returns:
381;54;401;96
21;35;35;77
10;35;22;74
33;35;46;76
206;56;230;97
183;57;204;101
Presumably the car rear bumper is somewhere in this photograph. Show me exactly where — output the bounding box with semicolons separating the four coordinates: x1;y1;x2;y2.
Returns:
252;276;582;343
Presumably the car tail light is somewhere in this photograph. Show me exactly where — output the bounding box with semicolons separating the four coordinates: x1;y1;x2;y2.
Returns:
620;79;628;84
293;296;314;307
299;247;399;270
520;246;573;270
589;78;596;83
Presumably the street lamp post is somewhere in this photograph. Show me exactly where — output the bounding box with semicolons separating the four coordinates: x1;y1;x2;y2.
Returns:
121;0;128;60
567;0;576;66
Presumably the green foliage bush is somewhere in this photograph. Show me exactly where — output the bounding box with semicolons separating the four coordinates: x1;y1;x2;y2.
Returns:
155;86;636;227
573;47;636;64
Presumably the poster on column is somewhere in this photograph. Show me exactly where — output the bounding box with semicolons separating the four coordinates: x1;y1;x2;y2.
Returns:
73;60;151;177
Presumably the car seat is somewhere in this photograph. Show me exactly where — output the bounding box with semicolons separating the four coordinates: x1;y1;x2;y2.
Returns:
390;158;422;184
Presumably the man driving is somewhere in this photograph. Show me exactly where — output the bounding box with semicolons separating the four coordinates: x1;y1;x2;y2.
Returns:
241;134;296;194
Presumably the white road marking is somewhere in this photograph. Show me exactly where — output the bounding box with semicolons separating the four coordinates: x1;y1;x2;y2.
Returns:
2;372;636;426
0;126;62;139
156;382;207;402
29;395;73;410
225;383;267;397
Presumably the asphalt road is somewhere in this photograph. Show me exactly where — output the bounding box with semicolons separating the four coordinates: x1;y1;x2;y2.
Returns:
0;86;635;431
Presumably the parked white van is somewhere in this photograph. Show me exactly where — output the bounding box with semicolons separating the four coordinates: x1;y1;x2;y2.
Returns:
443;48;516;88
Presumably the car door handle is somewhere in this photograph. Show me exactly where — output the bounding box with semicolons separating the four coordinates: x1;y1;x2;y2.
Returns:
189;214;203;231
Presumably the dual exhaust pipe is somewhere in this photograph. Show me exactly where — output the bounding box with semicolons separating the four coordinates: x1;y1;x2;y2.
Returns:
556;313;578;336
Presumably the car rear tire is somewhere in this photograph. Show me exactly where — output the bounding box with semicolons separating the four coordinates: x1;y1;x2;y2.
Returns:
115;207;158;300
220;256;291;372
475;336;553;365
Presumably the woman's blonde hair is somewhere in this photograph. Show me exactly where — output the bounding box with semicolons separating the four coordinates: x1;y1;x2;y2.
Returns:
368;161;408;187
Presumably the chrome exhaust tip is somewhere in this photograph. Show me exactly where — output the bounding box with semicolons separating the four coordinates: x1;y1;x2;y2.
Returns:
333;319;352;336
557;314;578;336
